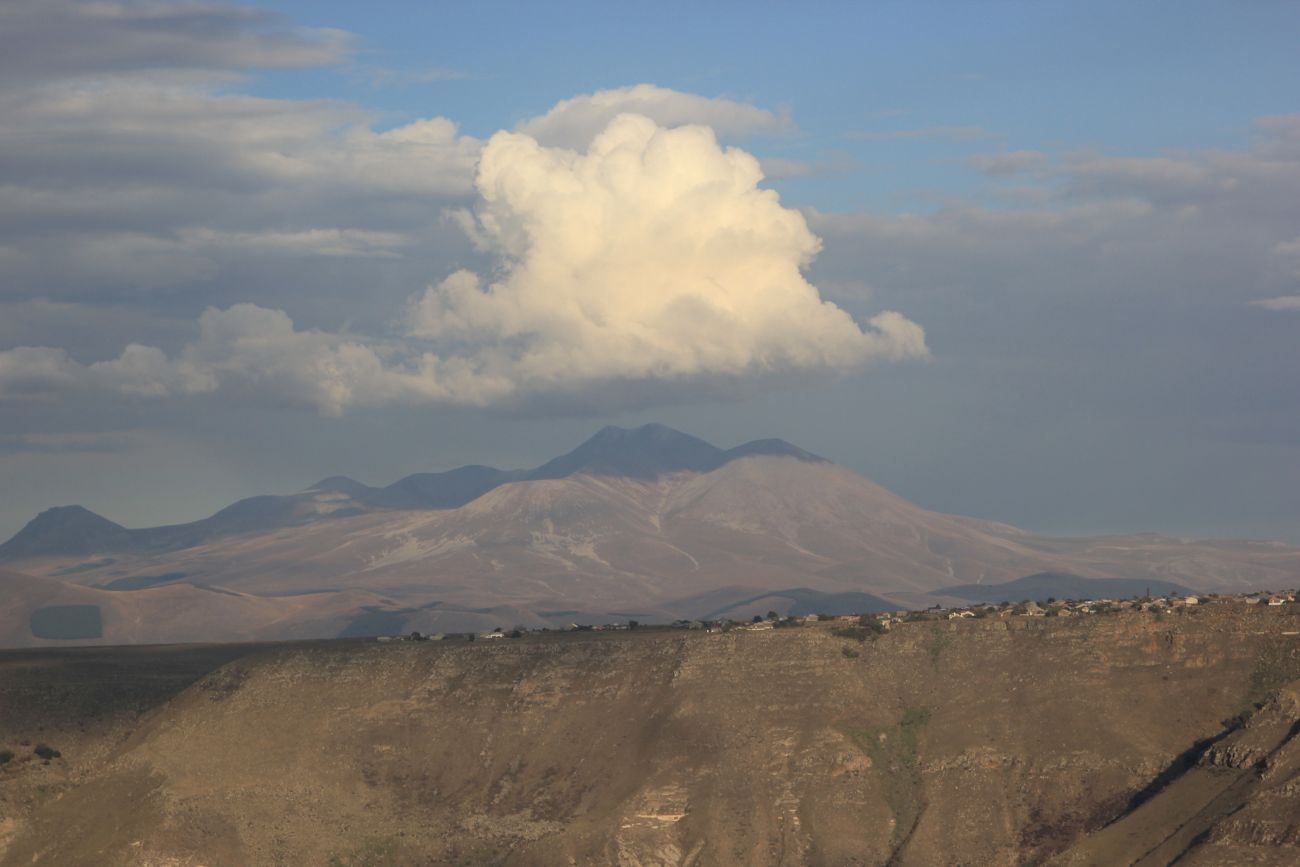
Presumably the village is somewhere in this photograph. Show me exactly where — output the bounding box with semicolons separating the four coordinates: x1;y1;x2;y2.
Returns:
376;587;1300;644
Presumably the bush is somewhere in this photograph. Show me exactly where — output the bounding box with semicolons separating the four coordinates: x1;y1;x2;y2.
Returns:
0;749;14;765
33;744;60;760
841;646;861;659
858;617;886;635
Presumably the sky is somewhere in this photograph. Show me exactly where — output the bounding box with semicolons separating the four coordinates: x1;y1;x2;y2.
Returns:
1;0;1298;543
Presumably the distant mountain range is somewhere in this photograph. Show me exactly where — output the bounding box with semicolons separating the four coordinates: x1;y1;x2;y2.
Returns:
3;423;1299;645
0;424;824;560
938;572;1194;603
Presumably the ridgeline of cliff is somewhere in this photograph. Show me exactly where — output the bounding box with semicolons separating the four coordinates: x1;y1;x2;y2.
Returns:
2;607;1300;866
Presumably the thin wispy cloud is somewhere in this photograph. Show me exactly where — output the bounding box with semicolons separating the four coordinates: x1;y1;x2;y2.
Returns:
517;83;793;149
1251;296;1300;311
352;65;470;88
965;150;1049;177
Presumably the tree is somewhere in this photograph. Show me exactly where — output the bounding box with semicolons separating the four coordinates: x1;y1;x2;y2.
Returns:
752;615;763;623
628;620;639;629
767;610;780;621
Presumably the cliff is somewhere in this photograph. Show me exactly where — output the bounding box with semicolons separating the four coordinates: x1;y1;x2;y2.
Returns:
2;607;1299;865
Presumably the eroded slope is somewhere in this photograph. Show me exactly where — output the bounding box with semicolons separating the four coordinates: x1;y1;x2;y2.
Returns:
3;608;1300;866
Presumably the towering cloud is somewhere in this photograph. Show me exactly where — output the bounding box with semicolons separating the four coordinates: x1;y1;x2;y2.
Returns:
0;112;926;413
409;114;926;397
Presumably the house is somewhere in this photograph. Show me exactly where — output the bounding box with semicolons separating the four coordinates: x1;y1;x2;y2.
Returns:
480;631;505;639
1180;596;1200;606
747;620;774;631
1269;597;1286;607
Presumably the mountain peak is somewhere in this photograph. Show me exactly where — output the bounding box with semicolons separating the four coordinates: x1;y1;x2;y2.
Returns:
0;424;833;560
529;424;726;481
0;505;132;560
24;505;122;529
724;438;826;464
308;476;373;498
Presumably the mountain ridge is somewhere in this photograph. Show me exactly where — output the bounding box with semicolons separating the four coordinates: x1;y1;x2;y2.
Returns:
0;424;824;560
3;424;1300;646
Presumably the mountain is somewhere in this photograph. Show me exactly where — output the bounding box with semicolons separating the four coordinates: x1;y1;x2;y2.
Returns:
0;506;134;559
0;567;396;647
2;424;1300;645
366;465;524;509
0;424;822;560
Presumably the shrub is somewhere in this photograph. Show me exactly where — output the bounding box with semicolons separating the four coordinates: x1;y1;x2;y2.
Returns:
0;749;14;764
832;625;878;643
33;744;60;760
841;646;861;659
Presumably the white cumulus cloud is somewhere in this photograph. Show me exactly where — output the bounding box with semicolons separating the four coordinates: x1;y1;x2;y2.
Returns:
409;113;927;398
0;112;926;414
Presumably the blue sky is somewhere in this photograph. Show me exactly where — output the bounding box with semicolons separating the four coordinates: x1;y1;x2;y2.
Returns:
0;0;1297;543
247;0;1300;210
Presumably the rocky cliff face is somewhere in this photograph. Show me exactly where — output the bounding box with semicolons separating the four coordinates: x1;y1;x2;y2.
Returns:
2;607;1299;866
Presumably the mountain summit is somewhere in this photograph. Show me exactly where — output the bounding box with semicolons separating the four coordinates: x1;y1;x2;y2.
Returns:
528;423;821;481
0;505;132;560
0;424;824;560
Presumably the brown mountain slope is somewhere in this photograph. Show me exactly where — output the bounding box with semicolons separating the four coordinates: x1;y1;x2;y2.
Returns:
2;607;1299;865
4;455;1300;645
0;568;396;648
1049;674;1300;866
